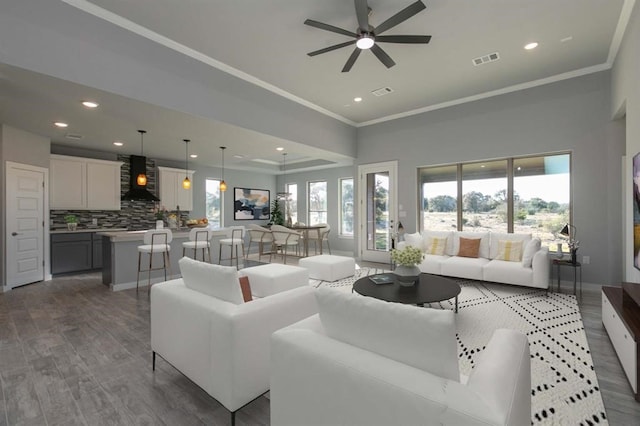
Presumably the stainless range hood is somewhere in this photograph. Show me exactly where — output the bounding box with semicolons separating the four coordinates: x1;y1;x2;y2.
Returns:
121;155;160;202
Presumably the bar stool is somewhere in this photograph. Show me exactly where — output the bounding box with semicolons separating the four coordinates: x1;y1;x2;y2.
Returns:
182;228;213;262
219;226;245;268
137;229;172;293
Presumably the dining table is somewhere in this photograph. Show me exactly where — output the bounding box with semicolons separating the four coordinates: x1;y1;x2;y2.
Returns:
287;224;325;257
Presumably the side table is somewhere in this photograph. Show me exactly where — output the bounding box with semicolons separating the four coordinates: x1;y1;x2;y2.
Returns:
552;259;582;297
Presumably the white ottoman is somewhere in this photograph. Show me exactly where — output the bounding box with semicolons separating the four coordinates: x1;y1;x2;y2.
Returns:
239;263;309;298
298;255;356;282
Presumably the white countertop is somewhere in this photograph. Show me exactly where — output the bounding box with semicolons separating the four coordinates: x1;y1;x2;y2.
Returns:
50;228;127;234
97;228;227;242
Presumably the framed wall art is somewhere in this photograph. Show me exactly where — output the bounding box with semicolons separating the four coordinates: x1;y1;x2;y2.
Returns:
234;187;270;220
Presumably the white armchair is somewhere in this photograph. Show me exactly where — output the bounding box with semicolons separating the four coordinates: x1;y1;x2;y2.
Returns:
150;258;317;425
271;288;531;426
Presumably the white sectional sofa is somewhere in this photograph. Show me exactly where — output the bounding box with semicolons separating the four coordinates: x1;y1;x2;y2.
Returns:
398;230;550;289
271;288;532;426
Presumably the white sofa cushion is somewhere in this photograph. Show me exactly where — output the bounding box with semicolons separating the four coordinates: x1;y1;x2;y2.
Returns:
489;232;531;259
404;232;423;249
522;238;541;267
239;263;308;297
452;232;490;258
483;260;534;286
178;256;243;304
422;230;454;255
315;287;459;381
441;256;489;281
418;254;449;275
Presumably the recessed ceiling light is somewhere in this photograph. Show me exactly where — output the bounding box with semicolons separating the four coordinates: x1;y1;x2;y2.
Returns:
190;154;198;158
524;42;538;50
82;101;99;108
113;141;123;146
561;36;573;43
54;122;68;128
276;147;284;151
480;165;486;168
233;154;244;159
354;97;363;102
517;166;522;171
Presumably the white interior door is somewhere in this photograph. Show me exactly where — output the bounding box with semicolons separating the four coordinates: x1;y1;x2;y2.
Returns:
358;161;397;263
6;163;45;288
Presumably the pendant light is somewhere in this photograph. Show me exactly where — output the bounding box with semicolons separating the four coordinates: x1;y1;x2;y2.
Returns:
219;146;227;192
277;152;291;200
182;139;191;190
136;130;148;186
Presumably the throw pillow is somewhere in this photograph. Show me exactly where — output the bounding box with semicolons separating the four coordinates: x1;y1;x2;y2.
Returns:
178;257;244;304
495;240;523;262
425;237;447;255
522;238;541;267
457;237;481;258
238;276;252;302
404;232;423;249
315;287;459;381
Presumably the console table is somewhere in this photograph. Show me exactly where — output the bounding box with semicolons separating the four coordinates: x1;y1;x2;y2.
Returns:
602;283;640;401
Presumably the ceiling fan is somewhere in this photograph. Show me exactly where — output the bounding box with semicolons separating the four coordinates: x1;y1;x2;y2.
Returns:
304;0;431;72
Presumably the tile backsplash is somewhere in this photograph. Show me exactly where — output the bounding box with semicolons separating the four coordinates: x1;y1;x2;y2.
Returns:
50;155;187;231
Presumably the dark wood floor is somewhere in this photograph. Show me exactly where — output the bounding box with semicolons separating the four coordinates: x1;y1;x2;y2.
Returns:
1;270;639;425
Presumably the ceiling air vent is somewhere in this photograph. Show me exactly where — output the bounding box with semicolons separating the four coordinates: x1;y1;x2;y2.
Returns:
372;87;394;97
472;52;500;66
65;133;83;140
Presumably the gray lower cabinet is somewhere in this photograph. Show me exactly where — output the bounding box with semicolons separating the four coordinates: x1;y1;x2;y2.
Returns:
92;235;103;269
51;233;104;275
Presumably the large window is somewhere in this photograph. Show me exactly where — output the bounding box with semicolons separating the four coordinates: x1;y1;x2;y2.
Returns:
420;153;571;250
462;160;507;233
308;181;327;225
340;178;354;236
205;179;222;228
420;165;457;232
286;183;297;224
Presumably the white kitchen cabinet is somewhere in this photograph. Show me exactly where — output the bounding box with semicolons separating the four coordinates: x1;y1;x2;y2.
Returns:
50;155;123;210
158;166;194;211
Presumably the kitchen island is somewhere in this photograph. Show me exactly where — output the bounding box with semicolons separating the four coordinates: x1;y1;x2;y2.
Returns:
98;228;227;291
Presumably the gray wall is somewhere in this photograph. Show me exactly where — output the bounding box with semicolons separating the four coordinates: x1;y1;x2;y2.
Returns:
1;125;51;288
276;166;356;254
612;0;640;282
357;71;623;285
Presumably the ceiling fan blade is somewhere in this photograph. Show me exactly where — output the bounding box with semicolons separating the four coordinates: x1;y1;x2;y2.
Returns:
370;44;396;68
375;35;431;44
374;0;426;35
308;40;357;57
342;48;362;72
354;0;370;31
304;19;358;38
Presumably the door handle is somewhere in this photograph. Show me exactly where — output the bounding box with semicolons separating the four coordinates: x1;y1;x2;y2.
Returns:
11;232;22;236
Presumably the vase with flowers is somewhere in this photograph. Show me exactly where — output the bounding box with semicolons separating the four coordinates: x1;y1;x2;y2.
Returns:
391;246;425;286
154;206;167;229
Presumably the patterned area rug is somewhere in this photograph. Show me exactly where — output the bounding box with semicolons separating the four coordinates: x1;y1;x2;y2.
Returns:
311;268;607;426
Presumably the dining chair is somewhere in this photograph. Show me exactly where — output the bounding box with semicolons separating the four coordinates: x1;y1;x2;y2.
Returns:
246;224;273;261
270;225;301;264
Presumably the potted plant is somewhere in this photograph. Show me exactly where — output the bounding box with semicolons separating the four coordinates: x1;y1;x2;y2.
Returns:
270;200;285;226
154;206;167;229
64;214;78;231
390;246;424;286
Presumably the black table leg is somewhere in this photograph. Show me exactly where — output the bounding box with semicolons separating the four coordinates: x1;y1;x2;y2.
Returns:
455;296;458;313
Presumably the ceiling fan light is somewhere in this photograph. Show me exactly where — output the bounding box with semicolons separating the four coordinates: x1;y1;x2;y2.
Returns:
356;35;375;49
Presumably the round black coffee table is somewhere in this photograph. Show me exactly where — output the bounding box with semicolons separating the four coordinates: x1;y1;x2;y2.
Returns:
352;273;461;313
